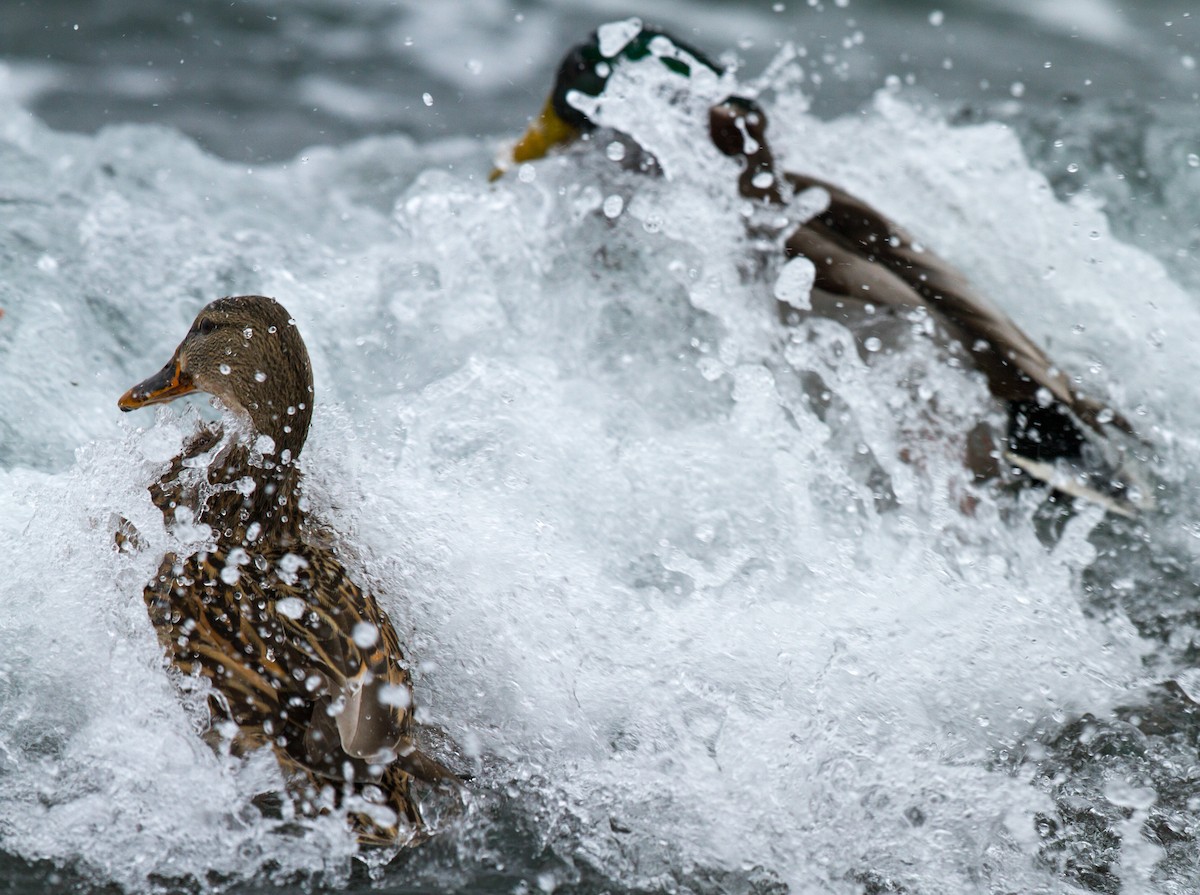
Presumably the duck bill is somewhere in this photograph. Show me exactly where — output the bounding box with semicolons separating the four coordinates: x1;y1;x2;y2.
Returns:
489;97;581;181
118;355;197;411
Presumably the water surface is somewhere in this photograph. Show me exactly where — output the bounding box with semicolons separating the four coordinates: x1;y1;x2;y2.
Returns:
1;2;1200;893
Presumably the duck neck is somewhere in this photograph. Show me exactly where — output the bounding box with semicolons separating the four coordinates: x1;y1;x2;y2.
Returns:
200;439;306;543
243;383;313;469
232;379;313;529
158;411;308;544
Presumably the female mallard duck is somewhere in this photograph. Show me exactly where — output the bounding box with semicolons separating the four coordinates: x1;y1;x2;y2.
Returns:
118;295;458;846
494;22;1150;516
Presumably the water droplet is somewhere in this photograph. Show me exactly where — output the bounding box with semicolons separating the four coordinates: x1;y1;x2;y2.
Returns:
1188;153;1199;167
1066;162;1079;173
277;597;304;619
1010;81;1025;98
752;171;775;188
603;195;624;219
864;336;883;353
254;371;267;382
518;164;537;183
465;59;482;75
243;327;253;339
596;18;642;57
378;684;412;708
929;10;944;26
422;92;433;107
277;553;308;587
352;622;380;649
605;141;626;162
219;363;231;375
1104;780;1156;810
774;256;815;311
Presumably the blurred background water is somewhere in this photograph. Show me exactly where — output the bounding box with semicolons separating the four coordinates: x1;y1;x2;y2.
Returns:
2;2;1200;894
0;0;1195;155
3;0;1198;277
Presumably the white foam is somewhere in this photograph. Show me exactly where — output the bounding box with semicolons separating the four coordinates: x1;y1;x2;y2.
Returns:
0;56;1193;891
597;19;644;58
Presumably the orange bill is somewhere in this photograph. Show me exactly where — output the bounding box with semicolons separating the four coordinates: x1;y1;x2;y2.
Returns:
118;354;196;411
489;96;581;181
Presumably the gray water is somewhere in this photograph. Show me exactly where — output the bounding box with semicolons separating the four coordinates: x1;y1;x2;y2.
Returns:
2;1;1196;155
5;0;1197;277
2;2;1200;893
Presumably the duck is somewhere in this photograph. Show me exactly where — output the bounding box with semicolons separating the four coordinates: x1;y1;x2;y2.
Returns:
118;295;459;846
492;21;1151;517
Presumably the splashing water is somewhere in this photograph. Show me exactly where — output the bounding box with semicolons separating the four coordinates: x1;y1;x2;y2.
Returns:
2;44;1200;895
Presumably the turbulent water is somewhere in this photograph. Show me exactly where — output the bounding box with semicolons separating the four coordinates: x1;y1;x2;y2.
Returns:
2;2;1200;894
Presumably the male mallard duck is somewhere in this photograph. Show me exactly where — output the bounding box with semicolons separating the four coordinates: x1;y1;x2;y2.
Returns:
494;21;1151;516
119;295;458;846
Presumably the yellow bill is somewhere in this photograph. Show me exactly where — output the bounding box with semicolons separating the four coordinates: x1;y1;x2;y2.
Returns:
489;96;581;181
118;354;197;411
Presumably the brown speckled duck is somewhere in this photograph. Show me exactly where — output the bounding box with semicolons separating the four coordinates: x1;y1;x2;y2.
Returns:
495;23;1151;516
119;295;458;846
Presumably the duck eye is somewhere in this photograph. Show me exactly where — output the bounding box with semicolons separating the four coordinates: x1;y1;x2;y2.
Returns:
197;318;216;335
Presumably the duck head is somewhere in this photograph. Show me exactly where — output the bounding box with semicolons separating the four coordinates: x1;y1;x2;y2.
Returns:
492;19;776;195
119;295;314;462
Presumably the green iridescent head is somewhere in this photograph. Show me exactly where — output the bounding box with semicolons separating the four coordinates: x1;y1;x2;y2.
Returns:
492;22;730;178
548;24;722;130
492;21;776;191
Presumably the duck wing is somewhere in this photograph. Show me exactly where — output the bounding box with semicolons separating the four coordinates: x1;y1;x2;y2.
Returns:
270;536;460;785
783;172;1133;438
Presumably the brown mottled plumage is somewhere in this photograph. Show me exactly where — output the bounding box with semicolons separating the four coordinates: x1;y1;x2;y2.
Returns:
119;295;457;845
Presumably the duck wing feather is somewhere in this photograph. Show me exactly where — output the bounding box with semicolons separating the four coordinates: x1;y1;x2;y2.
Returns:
784;171;1133;437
